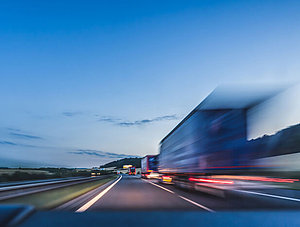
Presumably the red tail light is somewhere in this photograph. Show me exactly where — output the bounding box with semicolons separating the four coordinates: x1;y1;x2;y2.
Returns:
189;177;234;185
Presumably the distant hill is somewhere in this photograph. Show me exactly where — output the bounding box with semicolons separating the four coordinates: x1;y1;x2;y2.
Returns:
100;157;141;168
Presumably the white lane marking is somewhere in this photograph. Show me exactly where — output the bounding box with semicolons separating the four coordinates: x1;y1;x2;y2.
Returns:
236;189;300;202
76;175;122;212
142;179;214;212
142;179;175;194
178;195;215;212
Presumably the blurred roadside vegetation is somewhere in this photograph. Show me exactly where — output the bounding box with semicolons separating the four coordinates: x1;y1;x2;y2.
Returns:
0;167;110;183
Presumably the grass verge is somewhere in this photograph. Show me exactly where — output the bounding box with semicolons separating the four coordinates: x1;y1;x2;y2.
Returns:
0;175;117;210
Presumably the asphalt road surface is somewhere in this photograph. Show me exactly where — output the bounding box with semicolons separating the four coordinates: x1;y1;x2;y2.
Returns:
58;174;300;212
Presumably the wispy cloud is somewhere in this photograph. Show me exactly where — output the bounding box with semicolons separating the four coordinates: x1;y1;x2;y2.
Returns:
6;128;22;132
69;149;139;159
69;150;106;157
0;140;18;146
6;128;43;140
98;116;121;123
118;115;178;126
99;115;178;127
62;111;83;117
10;132;43;140
0;140;39;148
0;141;138;160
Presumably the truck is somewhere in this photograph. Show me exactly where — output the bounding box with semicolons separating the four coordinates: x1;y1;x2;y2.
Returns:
158;85;296;190
159;109;247;185
141;155;159;178
128;166;136;175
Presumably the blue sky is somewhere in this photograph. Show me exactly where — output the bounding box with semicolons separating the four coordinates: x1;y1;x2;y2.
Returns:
0;0;300;167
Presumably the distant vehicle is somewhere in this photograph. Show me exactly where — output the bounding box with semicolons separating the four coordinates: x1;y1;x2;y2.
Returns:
141;155;159;178
128;167;136;175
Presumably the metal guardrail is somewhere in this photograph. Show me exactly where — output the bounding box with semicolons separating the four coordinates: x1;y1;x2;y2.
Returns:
0;175;112;201
0;177;86;188
0;176;100;192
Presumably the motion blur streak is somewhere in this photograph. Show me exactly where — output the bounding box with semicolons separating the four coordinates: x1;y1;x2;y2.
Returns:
76;175;122;212
213;175;299;183
162;176;172;183
189;177;234;185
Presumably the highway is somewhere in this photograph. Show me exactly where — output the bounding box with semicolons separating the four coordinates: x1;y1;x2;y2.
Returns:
2;174;300;226
57;174;300;212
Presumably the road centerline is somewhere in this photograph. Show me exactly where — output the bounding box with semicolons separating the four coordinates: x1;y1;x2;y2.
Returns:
76;175;122;212
142;179;214;212
142;179;175;194
178;195;215;212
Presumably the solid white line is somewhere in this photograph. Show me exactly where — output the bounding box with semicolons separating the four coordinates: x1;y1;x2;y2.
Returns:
142;179;214;212
76;175;122;212
236;189;300;202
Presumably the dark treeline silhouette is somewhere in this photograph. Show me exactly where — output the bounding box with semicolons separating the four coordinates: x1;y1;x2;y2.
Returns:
100;158;141;168
0;168;92;183
248;123;300;159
